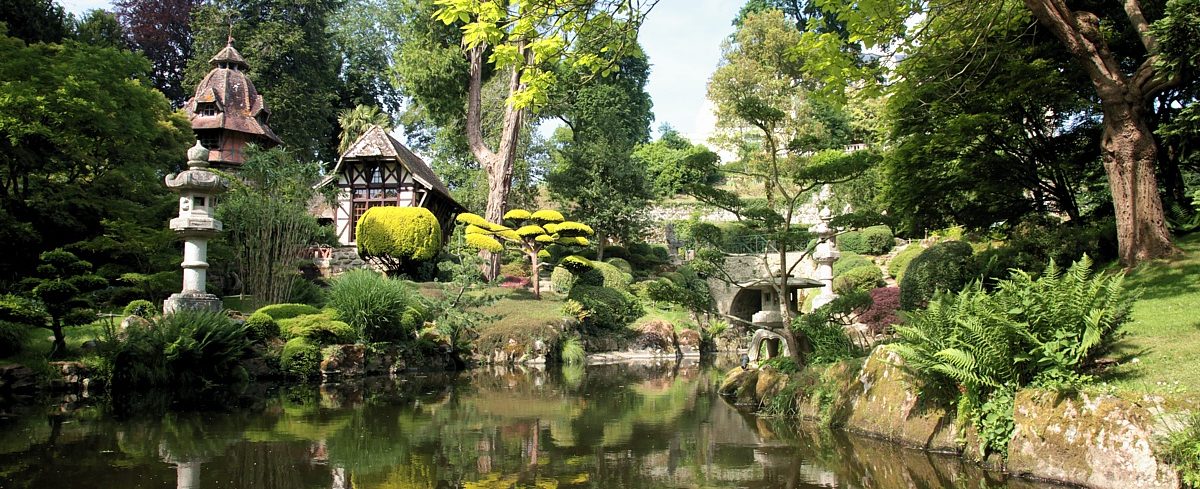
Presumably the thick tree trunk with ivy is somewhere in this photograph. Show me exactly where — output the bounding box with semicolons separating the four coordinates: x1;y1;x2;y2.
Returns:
466;44;527;280
1023;0;1180;266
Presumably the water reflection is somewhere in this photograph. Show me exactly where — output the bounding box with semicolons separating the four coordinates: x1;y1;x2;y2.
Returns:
0;360;1065;488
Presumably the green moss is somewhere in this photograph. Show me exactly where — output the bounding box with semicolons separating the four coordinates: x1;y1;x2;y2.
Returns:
255;303;321;320
244;312;280;341
280;337;320;379
278;313;356;345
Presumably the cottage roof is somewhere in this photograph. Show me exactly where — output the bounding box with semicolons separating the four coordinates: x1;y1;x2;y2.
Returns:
325;125;465;212
184;42;282;145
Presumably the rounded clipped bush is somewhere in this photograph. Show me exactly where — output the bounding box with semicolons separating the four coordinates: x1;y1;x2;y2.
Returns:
899;240;977;310
591;261;633;291
123;299;157;319
244;311;280;342
837;230;868;254
565;285;644;331
833;252;876;278
356;206;442;262
279;313;357;345
605;257;633;274
862;225;895;255
833;266;885;294
888;245;924;281
550;266;576;294
255;303;321;321
281;337;320;379
0;320;24;357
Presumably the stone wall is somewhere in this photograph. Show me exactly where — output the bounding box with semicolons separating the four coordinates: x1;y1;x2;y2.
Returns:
718;347;1182;489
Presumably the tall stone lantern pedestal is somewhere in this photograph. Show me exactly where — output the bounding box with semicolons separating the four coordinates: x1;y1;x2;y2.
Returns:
809;204;840;311
163;142;229;314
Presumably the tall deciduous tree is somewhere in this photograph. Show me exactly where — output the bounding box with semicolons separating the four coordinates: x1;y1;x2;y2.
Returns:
547;43;654;258
0;0;68;44
0;30;191;287
632;126;721;198
430;0;657;279
114;0;201;106
885;24;1103;233
799;0;1195;265
698;10;870;366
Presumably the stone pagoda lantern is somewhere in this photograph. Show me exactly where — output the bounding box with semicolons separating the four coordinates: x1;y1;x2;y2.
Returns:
809;187;840;311
163;142;229;314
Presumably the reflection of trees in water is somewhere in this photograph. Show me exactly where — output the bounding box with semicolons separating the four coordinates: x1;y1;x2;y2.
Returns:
0;362;1062;489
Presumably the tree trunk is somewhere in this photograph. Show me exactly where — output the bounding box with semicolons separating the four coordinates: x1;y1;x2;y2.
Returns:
50;317;65;359
465;44;527;281
1100;99;1179;265
529;249;541;299
1023;0;1179;266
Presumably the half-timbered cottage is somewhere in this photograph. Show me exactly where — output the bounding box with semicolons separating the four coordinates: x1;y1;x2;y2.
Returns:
318;125;465;246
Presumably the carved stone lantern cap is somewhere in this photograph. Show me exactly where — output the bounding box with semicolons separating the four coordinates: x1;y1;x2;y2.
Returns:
187;141;210;168
165;141;230;194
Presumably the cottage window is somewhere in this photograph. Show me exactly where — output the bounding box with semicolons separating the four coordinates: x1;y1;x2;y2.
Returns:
199;135;220;150
198;103;218;117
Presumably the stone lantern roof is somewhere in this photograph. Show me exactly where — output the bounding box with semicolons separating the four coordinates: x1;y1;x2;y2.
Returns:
184;41;282;146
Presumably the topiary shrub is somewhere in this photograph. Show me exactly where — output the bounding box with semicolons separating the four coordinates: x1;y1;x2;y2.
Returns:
836;230;868;254
255;303;321;321
356;206;443;278
602;245;631;261
279;313;358;345
551;255;598;294
590;261;632;291
899;240;977;310
860;287;901;335
861;225;895;255
326;269;425;343
0;320;24;357
123;299;156;319
565;285;643;331
888;245;924;281
605;257;633;274
244;311;280;342
280;337;320;379
833;252;875;277
833;266;885;294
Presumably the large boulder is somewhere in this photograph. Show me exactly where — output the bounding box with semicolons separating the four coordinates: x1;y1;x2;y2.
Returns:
840;347;961;452
635;320;675;352
1007;390;1179;489
0;364;40;394
320;344;366;383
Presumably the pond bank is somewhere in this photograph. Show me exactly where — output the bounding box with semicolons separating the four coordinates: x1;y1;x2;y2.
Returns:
719;346;1182;489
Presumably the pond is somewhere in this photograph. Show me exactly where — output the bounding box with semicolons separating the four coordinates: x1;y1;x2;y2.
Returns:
0;360;1066;488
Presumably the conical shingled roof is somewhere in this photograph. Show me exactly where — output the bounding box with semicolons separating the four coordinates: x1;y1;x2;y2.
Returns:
185;42;282;146
208;44;249;69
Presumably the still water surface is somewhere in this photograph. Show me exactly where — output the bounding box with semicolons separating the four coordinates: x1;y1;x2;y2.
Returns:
0;360;1065;488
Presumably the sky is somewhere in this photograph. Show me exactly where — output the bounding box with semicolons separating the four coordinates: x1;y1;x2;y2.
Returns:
60;0;742;147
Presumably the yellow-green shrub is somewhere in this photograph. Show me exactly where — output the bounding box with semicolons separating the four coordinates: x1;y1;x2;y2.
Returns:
281;337;320;379
255;303;320;320
278;313;356;345
356;206;442;276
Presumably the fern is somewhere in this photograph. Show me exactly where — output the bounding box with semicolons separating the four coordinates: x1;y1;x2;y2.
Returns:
893;256;1133;458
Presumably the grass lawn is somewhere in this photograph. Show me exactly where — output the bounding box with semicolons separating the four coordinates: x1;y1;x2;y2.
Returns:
1101;232;1200;408
634;304;695;331
1;316;118;376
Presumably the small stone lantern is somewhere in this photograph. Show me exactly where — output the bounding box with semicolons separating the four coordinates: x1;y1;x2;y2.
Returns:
163;142;229;314
809;188;840;310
